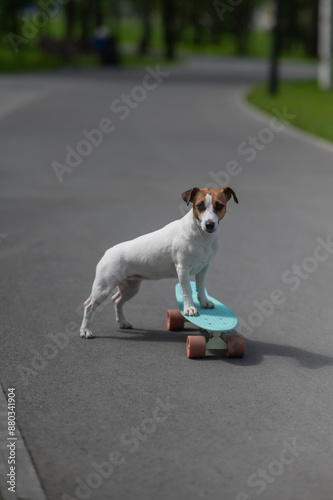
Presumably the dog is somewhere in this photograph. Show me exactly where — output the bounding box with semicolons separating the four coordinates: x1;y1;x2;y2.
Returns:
80;187;238;338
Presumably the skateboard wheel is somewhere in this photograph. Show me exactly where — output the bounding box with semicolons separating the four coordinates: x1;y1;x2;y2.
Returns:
226;335;245;358
186;335;206;358
166;310;185;331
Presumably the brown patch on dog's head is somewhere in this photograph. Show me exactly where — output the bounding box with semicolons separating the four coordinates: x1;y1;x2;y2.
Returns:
221;187;238;204
181;187;199;206
192;189;211;221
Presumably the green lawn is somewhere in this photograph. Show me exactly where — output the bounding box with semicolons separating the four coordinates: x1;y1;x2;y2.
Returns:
247;81;333;143
0;45;100;72
46;17;274;57
0;44;169;73
0;47;64;72
0;14;314;74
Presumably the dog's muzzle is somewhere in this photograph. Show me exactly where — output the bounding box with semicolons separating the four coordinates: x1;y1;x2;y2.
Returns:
205;221;216;233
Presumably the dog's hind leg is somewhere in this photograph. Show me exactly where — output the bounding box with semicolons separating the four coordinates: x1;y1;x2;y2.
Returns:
80;295;94;339
80;279;119;339
112;278;142;329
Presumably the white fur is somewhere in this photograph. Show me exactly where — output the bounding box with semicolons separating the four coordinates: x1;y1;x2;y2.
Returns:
199;194;219;232
80;204;220;338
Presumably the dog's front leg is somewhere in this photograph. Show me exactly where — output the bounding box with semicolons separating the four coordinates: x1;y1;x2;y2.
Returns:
195;265;215;309
176;265;198;316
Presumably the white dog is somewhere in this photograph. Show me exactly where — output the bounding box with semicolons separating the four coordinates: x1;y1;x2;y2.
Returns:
80;187;238;338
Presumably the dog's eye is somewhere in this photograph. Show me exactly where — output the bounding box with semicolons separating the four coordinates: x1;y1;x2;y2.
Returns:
196;203;205;212
215;203;224;211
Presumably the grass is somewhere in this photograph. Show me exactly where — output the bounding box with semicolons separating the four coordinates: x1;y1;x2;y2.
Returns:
0;14;314;74
247;81;333;143
0;45;100;73
0;45;172;73
0;46;64;72
0;15;169;74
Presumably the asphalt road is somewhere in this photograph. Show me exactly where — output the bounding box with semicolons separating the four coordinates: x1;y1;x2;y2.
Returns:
1;58;333;500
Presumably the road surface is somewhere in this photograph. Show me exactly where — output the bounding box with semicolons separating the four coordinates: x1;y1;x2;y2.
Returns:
0;58;332;500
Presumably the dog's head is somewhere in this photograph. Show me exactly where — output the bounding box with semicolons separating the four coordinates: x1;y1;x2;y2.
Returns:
181;187;238;233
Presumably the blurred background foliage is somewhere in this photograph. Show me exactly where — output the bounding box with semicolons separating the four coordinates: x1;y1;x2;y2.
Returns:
0;0;321;72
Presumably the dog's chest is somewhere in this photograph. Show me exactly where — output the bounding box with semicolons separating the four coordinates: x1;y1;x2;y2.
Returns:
186;240;218;276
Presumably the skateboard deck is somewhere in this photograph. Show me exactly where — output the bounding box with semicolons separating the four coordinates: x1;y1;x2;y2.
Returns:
167;282;244;358
175;282;237;332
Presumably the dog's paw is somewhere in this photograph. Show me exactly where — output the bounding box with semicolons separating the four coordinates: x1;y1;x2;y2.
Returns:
183;306;199;317
200;299;215;309
118;321;133;330
80;329;94;339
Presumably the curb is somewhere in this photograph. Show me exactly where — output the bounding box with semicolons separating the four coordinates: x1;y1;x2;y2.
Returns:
0;92;46;124
0;385;47;500
235;86;333;155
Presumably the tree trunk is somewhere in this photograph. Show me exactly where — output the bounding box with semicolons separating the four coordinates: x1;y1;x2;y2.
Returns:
79;0;94;50
210;14;221;45
192;3;202;45
64;0;76;41
269;0;282;96
95;0;104;26
139;0;153;56
161;0;176;60
4;0;20;33
231;6;251;56
308;0;319;57
318;0;333;89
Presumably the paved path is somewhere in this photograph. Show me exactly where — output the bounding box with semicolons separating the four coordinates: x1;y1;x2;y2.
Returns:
1;58;332;500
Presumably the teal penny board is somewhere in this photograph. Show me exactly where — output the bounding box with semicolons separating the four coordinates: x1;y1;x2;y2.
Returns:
175;282;237;332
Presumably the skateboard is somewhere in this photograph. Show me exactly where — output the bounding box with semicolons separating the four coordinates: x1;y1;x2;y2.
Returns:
166;282;245;359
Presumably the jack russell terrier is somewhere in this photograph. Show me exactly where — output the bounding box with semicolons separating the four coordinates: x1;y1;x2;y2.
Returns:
80;187;238;338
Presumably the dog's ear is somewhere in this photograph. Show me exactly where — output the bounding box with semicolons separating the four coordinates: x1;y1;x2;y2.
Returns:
181;187;199;206
222;187;238;204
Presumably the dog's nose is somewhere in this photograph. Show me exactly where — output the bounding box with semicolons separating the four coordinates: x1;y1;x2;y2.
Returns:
205;221;215;232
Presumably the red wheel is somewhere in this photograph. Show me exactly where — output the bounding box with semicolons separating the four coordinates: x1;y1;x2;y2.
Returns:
187;335;206;358
226;335;245;358
166;309;185;331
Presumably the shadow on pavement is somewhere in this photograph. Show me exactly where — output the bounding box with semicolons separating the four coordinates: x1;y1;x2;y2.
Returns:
95;329;333;369
239;339;333;369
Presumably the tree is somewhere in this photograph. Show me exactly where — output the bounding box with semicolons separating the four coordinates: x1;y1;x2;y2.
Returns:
308;0;319;57
136;0;154;55
78;0;94;49
161;0;177;59
212;0;265;55
64;0;76;41
1;0;27;35
318;0;332;89
269;0;283;96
